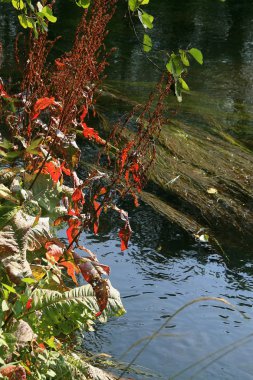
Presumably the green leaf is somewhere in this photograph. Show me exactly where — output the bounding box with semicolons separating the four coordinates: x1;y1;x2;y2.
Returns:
26;284;125;336
0;357;5;365
30;174;61;215
26;17;34;28
179;49;190;66
11;0;24;10
166;58;173;74
179;77;190;91
26;137;43;154
166;54;184;77
18;14;28;28
0;205;20;229
2;283;16;294
76;0;90;8
0;184;19;204
143;34;152;52
129;0;149;11
139;11;154;29
188;48;203;65
128;0;138;11
21;277;36;284
0;139;13;150
39;6;57;23
45;336;57;349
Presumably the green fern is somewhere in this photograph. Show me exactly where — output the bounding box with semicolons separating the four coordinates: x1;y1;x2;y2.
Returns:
24;284;125;337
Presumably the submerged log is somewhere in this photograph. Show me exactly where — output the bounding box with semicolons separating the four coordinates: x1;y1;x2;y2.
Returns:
143;119;253;250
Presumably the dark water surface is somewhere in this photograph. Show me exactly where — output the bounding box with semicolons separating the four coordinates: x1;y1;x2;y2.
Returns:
1;1;253;379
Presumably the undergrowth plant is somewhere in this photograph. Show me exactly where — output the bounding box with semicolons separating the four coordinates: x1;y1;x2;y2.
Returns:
0;0;172;378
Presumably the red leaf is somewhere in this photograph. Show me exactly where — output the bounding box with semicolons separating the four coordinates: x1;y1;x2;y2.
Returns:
61;162;71;176
42;161;62;183
80;106;88;122
25;298;32;310
119;224;132;251
66;218;81;244
37;342;46;351
131;191;140;207
0;83;10;98
99;187;107;195
93;200;102;234
72;188;84;203
119;141;134;172
82;123;106;145
73;253;109;315
55;58;65;70
45;242;79;284
31;97;56;120
61;260;79;285
94;279;109;317
93;262;110;275
45;243;63;263
54;215;73;226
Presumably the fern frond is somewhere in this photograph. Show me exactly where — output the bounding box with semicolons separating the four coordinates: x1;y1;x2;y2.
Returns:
25;284;125;335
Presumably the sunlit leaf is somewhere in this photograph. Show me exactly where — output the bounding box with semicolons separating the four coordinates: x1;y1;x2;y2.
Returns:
21;277;36;284
31;264;47;281
45;243;80;284
179;77;190;91
42;161;62;183
0;184;19;204
179;49;190;66
128;0;138;11
75;0;90;8
82;123;106;145
0;205;20;230
138;10;154;29
2;283;16;294
66;218;81;244
188;48;203;65
31;97;56;120
39;6;57;23
11;0;24;10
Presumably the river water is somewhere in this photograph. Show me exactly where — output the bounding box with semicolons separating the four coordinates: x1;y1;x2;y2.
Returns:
1;1;253;379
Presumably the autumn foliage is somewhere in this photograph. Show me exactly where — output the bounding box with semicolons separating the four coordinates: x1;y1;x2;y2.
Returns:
0;0;172;377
